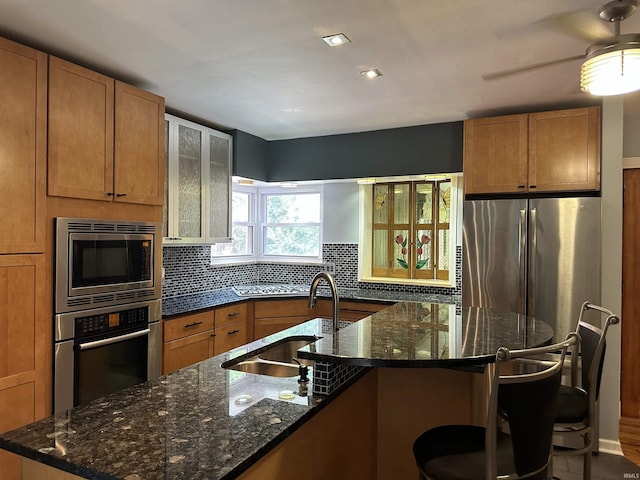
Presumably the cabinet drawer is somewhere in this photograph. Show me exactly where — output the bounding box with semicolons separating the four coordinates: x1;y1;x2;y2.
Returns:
254;316;308;340
214;318;248;355
215;302;248;328
254;298;314;318
163;330;214;375
164;311;214;342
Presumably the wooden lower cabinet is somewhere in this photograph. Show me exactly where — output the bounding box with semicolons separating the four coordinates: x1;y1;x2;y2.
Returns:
162;311;214;374
253;298;331;340
213;319;248;355
237;370;377;480
214;303;249;355
0;254;48;480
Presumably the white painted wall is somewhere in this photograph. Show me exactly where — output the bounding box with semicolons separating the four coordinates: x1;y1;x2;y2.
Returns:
599;97;624;452
322;182;359;243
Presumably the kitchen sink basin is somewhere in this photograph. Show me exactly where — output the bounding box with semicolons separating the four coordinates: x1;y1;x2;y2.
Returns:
221;335;320;377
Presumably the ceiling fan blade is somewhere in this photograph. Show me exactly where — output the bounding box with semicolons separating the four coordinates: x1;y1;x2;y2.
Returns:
482;54;586;81
537;10;613;43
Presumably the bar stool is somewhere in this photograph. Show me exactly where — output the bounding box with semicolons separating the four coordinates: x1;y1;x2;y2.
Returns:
551;302;620;480
412;334;578;480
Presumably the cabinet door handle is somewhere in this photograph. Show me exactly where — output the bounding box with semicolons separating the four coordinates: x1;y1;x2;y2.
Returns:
211;333;217;337
517;185;525;188
228;329;240;335
227;312;240;317
529;185;537;188
106;192;115;197
184;321;203;328
116;193;127;197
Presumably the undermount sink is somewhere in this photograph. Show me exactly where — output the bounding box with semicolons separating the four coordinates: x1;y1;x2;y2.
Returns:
221;335;320;377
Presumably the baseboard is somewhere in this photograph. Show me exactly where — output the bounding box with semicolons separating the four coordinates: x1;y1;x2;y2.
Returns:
598;438;624;456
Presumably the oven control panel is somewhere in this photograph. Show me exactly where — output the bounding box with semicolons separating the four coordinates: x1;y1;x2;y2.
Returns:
75;306;148;337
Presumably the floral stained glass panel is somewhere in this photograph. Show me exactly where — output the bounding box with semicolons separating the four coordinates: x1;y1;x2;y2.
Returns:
373;185;388;224
438;229;450;272
416;229;432;270
393;229;409;269
438;181;451;224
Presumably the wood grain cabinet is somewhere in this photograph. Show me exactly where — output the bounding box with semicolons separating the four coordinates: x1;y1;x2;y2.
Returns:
254;298;332;340
464;107;600;195
162;311;215;374
48;56;164;206
0;38;47;254
338;300;390;321
213;303;249;355
0;255;47;477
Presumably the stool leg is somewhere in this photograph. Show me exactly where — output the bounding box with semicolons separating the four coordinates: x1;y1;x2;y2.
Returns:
583;431;592;480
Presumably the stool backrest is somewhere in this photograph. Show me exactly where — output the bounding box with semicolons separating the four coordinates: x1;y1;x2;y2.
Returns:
574;302;620;404
486;333;578;480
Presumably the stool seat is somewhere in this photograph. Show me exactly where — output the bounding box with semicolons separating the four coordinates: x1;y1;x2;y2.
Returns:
413;425;516;480
555;384;588;424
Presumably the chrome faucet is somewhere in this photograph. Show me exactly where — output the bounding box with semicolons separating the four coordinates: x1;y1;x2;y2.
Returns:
308;272;340;333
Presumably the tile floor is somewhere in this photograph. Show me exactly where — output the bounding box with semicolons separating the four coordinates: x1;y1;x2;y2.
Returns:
553;453;640;480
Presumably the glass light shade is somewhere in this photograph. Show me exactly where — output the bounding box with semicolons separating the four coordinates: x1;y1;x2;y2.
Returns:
580;48;640;95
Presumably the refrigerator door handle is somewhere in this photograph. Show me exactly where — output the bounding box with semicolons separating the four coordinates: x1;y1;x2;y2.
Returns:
519;209;527;315
529;208;538;318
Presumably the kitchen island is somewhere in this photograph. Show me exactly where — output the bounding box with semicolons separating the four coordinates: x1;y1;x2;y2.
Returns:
0;302;552;480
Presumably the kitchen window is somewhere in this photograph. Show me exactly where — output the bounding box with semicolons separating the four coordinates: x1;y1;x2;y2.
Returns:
260;188;322;260
211;188;255;259
211;185;323;262
360;176;460;285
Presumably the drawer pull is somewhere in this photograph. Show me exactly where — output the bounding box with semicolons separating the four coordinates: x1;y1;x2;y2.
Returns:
211;333;217;337
184;321;203;328
227;311;240;317
228;329;240;335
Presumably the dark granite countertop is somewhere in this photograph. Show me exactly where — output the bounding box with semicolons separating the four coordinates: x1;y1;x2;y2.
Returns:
161;285;457;318
298;302;554;368
0;319;357;480
0;302;551;479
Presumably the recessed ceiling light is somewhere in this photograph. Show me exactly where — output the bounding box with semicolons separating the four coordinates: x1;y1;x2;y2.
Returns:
360;69;382;79
322;33;351;47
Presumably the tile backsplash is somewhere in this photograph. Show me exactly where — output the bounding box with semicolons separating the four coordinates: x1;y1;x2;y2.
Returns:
162;243;462;299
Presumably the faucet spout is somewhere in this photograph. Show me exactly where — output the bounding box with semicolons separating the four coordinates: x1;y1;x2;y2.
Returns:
308;272;340;333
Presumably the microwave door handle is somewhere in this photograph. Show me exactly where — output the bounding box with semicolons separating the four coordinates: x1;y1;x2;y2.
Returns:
77;328;150;351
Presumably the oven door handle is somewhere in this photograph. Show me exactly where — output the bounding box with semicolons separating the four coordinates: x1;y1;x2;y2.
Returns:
77;328;150;351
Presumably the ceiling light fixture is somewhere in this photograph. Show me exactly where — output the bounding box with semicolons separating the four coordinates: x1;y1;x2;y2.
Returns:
360;68;382;79
581;0;640;95
322;33;351;47
580;35;640;95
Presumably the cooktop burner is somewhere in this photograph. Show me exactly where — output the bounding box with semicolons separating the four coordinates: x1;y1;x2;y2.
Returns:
232;284;310;297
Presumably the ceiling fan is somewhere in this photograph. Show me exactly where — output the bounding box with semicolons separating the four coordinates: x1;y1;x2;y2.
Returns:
483;0;640;95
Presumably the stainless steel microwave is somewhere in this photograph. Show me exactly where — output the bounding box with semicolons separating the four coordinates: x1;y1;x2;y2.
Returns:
55;218;161;313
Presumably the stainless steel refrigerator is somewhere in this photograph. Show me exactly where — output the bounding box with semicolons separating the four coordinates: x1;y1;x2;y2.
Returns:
462;197;601;343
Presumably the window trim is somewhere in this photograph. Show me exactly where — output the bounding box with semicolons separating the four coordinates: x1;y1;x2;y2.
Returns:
210;185;257;264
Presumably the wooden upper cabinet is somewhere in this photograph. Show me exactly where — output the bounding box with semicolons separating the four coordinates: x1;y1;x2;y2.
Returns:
115;81;165;205
48;57;165;205
0;38;46;254
463;114;528;195
528;107;600;193
48;56;114;202
464;107;601;195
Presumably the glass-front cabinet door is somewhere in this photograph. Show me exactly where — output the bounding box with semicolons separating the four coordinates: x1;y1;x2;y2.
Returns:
164;114;232;245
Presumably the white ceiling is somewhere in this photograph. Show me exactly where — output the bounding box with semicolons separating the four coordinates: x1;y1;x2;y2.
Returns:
1;0;640;140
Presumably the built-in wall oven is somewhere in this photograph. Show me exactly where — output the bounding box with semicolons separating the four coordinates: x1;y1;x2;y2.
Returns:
54;218;162;414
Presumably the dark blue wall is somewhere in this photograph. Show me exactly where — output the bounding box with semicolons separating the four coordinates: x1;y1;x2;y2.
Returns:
233;121;463;182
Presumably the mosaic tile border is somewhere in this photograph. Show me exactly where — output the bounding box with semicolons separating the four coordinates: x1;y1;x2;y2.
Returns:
162;244;462;299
